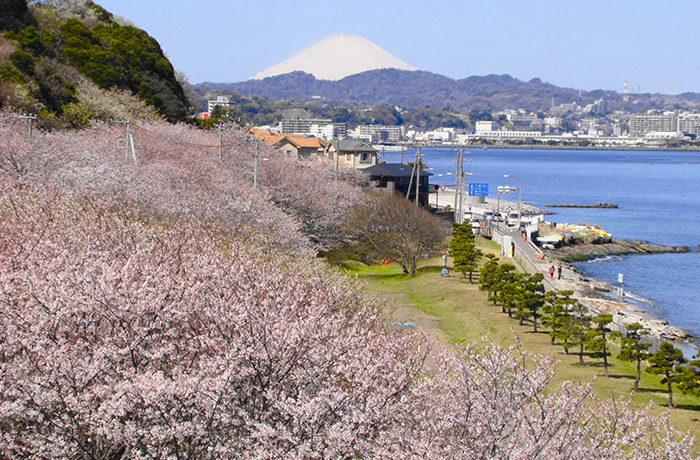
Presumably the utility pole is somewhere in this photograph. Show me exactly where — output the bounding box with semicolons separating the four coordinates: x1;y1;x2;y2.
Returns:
111;119;137;165
414;145;421;206
13;113;37;138
334;136;343;179
454;149;464;224
400;144;404;164
406;144;421;205
253;138;259;189
245;136;261;189
215;122;233;158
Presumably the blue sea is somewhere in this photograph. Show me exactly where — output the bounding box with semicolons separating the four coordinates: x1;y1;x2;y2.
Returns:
382;147;700;341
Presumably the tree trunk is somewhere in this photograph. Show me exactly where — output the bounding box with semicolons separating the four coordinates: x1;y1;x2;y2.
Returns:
603;341;609;377
532;311;538;333
634;358;641;392
579;343;585;365
667;375;674;408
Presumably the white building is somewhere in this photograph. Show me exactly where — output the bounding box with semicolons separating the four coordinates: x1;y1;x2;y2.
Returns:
358;124;405;142
207;96;232;115
472;131;542;139
677;112;700;135
628;113;677;137
280;118;346;138
475;121;498;133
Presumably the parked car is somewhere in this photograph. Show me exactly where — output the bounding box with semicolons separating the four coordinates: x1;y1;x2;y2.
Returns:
506;211;520;226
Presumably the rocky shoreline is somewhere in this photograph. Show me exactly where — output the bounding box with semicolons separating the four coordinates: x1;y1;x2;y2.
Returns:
550;238;690;262
559;263;695;343
541;230;693;343
437;191;696;344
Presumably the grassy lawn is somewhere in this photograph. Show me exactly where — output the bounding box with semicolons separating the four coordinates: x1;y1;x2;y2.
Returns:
334;239;700;438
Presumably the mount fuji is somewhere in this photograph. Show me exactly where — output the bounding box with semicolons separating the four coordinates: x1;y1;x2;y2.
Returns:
249;34;417;81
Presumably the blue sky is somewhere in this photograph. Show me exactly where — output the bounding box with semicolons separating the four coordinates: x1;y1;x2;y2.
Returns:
97;0;700;94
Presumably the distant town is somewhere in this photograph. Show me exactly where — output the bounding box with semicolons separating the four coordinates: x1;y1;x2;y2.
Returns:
206;95;700;150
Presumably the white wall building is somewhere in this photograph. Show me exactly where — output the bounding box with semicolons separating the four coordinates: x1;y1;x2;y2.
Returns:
475;121;498;133
677;112;700;135
207;96;232;115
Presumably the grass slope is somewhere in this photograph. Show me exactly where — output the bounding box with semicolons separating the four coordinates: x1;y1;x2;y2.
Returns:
337;239;700;438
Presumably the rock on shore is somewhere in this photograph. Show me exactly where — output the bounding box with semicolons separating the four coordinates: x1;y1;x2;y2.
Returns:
550;238;689;262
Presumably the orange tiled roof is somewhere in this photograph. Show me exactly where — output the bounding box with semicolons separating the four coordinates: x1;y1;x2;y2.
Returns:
285;136;325;148
249;128;273;140
266;134;325;149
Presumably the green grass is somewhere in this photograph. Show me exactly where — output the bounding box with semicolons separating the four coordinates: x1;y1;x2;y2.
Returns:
337;241;700;438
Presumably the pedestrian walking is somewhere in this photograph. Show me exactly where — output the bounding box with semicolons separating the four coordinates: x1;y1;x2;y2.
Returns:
549;265;555;278
557;264;562;280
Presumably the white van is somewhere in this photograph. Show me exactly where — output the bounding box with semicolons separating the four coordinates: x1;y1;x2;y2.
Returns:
506;211;520;226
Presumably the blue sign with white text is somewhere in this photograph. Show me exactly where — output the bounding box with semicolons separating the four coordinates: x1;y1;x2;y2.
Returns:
468;183;489;197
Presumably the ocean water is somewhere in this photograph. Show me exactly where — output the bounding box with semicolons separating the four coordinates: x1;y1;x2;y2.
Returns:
381;147;700;341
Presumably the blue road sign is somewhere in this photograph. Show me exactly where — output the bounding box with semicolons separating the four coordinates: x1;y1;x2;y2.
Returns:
468;183;489;197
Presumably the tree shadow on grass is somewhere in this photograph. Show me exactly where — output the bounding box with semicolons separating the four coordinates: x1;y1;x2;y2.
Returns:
605;374;634;380
634;387;668;395
674;403;700;412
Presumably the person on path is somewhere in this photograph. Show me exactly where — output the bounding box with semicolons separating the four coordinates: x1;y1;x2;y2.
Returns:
549;265;555;278
557;264;562;280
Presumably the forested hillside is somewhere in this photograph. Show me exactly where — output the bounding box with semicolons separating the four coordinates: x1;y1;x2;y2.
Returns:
200;69;700;113
0;0;189;127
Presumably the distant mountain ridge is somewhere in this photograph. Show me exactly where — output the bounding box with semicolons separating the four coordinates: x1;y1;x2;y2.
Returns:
197;69;700;113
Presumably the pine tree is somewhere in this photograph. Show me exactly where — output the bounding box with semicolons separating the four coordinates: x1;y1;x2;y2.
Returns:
489;263;517;308
617;323;651;391
585;314;614;377
647;342;687;408
449;222;483;283
542;290;578;346
516;273;545;332
555;301;589;363
478;253;500;299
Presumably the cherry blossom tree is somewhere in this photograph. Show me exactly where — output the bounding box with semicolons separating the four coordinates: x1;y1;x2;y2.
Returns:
0;183;427;459
0;109;697;459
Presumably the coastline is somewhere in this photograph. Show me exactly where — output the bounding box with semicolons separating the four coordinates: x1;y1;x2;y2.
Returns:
436;188;697;349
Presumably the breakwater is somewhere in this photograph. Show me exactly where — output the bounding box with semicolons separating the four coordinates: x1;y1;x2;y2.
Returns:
545;202;618;208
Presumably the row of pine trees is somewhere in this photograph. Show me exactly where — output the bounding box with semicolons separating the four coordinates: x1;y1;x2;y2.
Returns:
448;221;699;408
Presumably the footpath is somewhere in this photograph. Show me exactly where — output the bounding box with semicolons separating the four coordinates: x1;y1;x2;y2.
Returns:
436;188;693;348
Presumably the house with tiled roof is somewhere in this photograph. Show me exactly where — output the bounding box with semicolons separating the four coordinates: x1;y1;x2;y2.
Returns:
265;134;329;159
324;139;378;169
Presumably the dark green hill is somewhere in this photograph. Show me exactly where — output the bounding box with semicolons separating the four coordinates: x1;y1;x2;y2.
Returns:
198;69;700;113
0;0;188;126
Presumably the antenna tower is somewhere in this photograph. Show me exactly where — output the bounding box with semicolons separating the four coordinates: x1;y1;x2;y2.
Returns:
623;81;629;102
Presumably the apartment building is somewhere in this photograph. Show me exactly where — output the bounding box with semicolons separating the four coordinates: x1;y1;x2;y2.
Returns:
280;118;347;138
358;124;405;142
677;112;700;136
628;113;677;137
